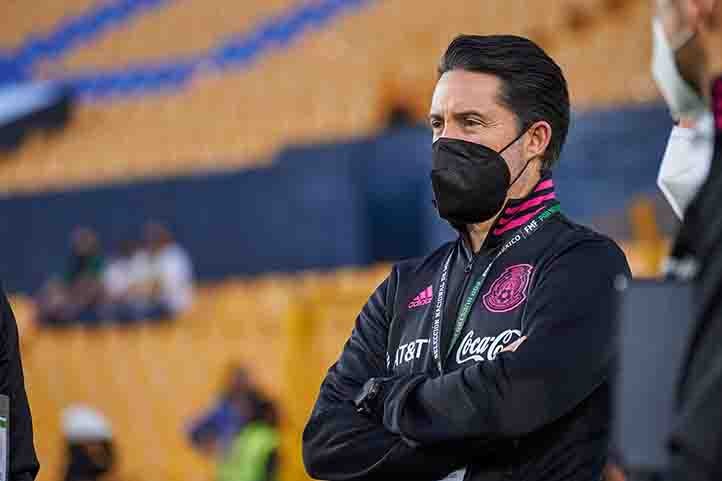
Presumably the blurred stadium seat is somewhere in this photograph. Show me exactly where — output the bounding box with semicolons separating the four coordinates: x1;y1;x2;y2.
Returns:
54;0;299;72
19;277;285;481
17;267;386;481
1;0;99;50
0;0;687;194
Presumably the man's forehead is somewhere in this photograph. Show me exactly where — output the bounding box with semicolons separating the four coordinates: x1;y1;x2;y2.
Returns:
430;70;503;114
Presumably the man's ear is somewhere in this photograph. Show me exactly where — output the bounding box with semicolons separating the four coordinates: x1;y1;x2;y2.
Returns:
524;120;552;161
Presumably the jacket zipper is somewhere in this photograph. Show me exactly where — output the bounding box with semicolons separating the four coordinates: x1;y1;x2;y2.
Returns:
463;255;476;274
456;251;479;320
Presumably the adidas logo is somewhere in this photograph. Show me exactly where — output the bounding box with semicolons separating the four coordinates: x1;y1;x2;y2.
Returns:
408;285;433;309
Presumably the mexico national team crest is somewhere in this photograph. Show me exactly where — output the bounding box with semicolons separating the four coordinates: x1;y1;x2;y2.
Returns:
483;264;533;313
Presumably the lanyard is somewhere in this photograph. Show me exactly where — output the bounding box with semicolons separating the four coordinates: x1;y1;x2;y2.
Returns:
430;204;560;374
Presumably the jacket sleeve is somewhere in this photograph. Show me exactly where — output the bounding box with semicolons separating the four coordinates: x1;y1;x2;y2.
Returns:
0;287;40;481
302;270;485;481
666;362;722;481
666;330;722;481
382;239;630;444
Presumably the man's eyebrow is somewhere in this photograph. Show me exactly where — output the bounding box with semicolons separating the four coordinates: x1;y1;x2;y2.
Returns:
428;109;495;126
454;109;493;122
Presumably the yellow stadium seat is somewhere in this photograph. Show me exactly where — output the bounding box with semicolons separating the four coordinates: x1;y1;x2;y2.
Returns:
1;0;704;194
18;265;389;481
0;0;98;49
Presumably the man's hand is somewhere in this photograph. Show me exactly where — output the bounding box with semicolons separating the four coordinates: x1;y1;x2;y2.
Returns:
355;374;426;423
603;463;627;481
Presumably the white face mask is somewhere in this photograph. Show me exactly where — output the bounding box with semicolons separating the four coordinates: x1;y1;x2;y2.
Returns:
657;112;714;219
651;18;708;121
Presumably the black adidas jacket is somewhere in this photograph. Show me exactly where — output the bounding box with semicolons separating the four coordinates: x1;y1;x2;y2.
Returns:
302;175;630;481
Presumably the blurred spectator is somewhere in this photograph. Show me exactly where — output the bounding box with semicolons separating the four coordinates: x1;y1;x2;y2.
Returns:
103;241;137;305
217;396;279;481
189;365;254;456
36;277;75;326
101;240;152;323
143;222;193;319
65;227;104;287
37;228;105;326
66;227;105;322
62;405;115;481
37;223;193;325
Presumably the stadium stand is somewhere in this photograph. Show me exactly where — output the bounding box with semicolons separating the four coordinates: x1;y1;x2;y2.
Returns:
0;0;690;194
15;267;388;481
2;0;169;76
53;0;302;72
0;2;682;480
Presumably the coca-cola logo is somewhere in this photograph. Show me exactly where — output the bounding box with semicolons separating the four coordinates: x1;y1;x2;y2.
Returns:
455;329;522;364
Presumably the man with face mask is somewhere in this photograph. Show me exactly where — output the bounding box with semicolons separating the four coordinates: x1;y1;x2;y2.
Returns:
654;0;716;219
302;35;630;481
651;2;722;480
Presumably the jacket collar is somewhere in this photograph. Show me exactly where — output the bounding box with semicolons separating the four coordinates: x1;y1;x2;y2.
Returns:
459;171;559;255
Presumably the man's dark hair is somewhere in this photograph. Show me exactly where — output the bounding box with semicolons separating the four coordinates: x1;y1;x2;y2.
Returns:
439;35;570;170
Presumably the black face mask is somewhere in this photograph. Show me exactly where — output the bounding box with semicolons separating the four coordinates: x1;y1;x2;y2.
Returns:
431;132;531;225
